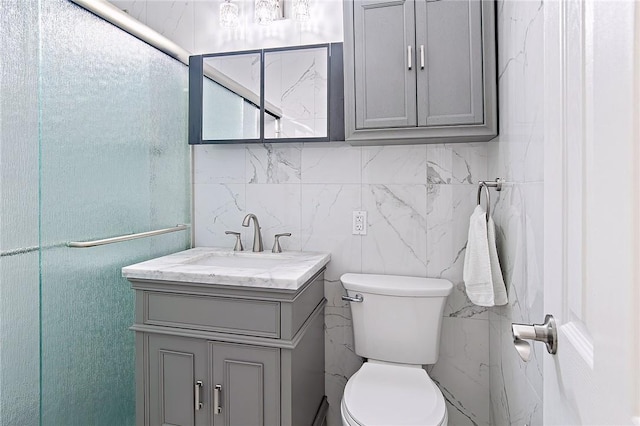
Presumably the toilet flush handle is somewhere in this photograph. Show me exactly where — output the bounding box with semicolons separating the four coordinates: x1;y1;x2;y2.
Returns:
342;294;363;303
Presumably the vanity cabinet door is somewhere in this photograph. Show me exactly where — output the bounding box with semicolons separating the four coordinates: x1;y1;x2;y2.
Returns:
209;341;280;426
146;334;209;426
415;0;484;126
353;0;416;129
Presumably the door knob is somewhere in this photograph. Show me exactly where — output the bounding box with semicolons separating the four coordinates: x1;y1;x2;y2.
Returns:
511;314;558;362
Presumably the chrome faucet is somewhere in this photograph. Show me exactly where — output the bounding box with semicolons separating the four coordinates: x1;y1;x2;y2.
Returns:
242;213;263;252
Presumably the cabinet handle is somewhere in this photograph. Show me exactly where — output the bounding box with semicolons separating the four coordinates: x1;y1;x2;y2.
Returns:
194;381;203;411
420;45;425;69
407;45;412;70
214;384;222;414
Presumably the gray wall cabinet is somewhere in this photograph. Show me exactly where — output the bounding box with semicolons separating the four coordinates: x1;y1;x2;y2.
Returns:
129;271;328;426
344;0;497;145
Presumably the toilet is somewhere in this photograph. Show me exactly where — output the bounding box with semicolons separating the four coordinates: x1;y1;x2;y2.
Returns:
340;273;453;426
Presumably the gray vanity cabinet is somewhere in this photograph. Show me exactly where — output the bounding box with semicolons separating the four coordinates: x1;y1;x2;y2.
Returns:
344;0;497;145
130;270;327;426
147;334;209;426
209;342;280;426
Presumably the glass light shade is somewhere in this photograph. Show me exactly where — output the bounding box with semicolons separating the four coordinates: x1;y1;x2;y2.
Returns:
219;0;239;28
255;0;277;25
294;0;310;21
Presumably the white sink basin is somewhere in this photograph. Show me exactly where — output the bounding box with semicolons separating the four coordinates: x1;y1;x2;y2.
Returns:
184;252;297;269
122;247;331;291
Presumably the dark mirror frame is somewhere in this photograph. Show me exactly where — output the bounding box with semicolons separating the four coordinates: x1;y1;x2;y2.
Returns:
189;43;344;145
189;49;263;144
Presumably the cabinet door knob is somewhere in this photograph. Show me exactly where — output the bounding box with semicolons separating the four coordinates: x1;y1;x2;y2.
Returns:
407;45;413;70
214;384;223;414
194;381;203;411
420;45;425;69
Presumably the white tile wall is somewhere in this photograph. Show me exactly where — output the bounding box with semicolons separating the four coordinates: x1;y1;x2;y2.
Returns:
193;141;491;426
488;1;545;424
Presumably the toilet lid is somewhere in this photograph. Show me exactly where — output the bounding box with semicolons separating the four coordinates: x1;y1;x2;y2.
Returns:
343;363;446;426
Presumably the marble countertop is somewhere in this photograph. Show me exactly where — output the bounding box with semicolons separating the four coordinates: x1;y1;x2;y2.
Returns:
122;247;331;291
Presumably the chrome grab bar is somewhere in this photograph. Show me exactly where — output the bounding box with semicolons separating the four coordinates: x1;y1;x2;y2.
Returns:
67;224;189;248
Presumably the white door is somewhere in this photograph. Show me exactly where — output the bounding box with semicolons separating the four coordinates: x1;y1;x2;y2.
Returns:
543;0;640;424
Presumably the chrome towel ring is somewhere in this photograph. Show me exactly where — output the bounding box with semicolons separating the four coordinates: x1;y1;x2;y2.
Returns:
477;183;492;219
477;178;504;221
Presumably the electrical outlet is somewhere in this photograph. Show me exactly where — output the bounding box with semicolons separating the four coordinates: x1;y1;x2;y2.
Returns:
352;211;367;235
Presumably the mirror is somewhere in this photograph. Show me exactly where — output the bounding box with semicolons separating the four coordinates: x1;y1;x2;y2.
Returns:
189;43;342;144
264;46;329;140
201;52;262;141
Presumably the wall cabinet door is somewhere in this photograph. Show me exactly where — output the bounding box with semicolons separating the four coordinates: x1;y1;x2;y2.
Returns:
415;0;484;126
353;0;416;129
344;0;497;144
209;342;280;426
147;334;209;426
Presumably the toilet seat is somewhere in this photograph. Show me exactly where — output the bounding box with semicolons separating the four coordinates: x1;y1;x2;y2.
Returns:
341;362;447;426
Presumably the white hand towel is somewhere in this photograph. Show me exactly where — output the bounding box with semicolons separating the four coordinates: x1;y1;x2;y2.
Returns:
487;215;508;306
463;205;508;306
463;205;495;306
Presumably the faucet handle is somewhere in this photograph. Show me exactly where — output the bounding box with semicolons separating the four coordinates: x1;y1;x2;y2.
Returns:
272;233;291;253
225;231;244;251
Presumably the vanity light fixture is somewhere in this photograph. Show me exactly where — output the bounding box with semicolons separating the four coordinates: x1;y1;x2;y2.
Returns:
293;0;311;22
255;0;283;25
219;0;239;28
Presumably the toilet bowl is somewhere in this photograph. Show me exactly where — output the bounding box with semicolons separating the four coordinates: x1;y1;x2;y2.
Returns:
340;362;447;426
339;273;453;426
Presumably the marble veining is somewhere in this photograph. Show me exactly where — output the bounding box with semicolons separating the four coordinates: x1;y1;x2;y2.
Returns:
246;143;302;184
428;317;490;426
426;143;488;185
488;1;545;425
122;247;330;290
194;141;492;426
362;184;428;276
265;48;327;138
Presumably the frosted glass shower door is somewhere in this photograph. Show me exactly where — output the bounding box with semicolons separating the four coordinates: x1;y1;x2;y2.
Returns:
38;1;190;425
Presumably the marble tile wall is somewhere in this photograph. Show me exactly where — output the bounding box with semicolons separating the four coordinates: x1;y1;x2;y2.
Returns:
111;0;549;424
264;48;328;138
194;142;492;426
487;1;545;425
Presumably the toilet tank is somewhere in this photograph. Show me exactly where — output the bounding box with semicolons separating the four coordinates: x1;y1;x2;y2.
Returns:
341;273;453;365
